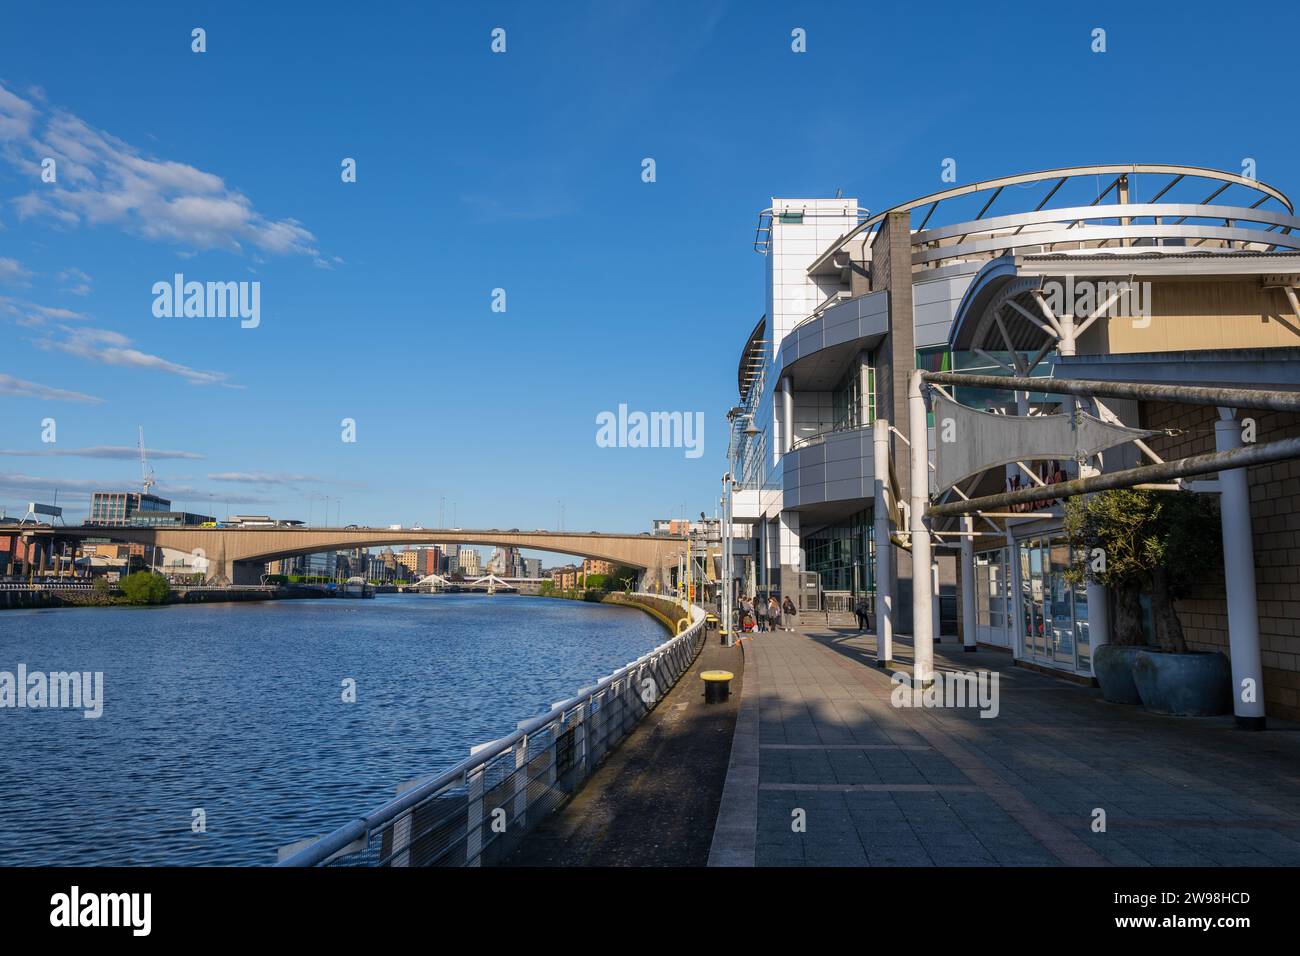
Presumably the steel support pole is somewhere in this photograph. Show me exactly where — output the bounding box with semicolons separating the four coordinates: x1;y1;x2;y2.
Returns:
782;377;794;454
909;369;934;684
961;515;976;652
928;435;1300;518
931;559;941;645
1215;413;1267;730
923;371;1300;414
873;418;893;666
722;475;733;646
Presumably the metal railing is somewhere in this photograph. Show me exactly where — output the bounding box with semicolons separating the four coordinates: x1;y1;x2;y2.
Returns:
0;580;97;591
790;420;874;451
277;597;708;867
820;591;873;617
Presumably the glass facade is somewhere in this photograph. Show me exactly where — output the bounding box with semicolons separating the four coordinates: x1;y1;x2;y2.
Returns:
828;361;875;433
89;492;171;526
803;509;873;595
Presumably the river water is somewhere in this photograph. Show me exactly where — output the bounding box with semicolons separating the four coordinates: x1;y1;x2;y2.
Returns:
0;593;666;865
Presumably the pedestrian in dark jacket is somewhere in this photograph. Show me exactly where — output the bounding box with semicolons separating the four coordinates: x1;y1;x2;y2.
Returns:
782;597;797;631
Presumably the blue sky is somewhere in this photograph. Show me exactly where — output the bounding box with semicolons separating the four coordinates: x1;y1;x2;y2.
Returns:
2;0;1297;537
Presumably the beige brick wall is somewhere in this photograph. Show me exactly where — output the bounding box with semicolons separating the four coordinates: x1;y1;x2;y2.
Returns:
1144;402;1300;721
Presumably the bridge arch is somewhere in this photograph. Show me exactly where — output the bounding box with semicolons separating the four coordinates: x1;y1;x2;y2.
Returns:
35;526;689;589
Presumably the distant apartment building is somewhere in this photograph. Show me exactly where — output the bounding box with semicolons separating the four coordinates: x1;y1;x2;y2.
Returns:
87;492;213;528
397;547;440;577
582;558;615;577
523;557;542;579
302;552;337;578
458;548;481;576
550;565;580;590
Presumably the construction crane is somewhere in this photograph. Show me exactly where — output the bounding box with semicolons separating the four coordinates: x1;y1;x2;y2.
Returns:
138;426;155;495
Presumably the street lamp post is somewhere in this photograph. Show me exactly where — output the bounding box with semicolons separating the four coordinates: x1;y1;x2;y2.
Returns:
721;474;733;645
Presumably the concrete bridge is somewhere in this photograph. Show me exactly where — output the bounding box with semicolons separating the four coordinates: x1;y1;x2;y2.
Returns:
8;525;691;589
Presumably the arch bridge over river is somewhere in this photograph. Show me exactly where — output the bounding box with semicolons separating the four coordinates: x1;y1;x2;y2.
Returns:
10;525;689;589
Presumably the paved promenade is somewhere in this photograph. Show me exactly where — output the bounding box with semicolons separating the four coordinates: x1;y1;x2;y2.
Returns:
709;625;1300;867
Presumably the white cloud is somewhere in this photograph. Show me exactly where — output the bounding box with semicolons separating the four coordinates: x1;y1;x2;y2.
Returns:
208;471;324;485
0;446;202;460
35;324;232;387
0;256;31;286
0;372;102;404
58;266;92;296
0;82;320;258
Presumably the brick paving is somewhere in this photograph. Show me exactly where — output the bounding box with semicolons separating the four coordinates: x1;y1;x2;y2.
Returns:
710;624;1300;867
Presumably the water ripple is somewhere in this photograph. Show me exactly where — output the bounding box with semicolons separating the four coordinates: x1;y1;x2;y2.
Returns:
0;593;665;865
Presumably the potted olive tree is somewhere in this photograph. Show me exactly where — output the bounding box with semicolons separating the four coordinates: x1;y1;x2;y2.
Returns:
1064;489;1231;714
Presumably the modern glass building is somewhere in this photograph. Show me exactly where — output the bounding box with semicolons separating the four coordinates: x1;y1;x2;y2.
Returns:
726;164;1300;719
88;492;173;526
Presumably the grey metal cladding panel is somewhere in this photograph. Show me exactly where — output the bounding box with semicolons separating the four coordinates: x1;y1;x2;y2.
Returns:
823;318;858;349
800;443;827;467
797;322;824;354
801;483;827;506
802;462;828;488
914;317;952;348
824;478;866;503
824;430;871;464
824;456;863;482
913;275;974;307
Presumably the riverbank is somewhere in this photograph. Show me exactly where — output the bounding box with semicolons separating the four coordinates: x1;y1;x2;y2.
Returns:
0;584;361;610
536;589;688;635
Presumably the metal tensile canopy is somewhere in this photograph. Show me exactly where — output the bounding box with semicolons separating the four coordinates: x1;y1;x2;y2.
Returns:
931;392;1157;493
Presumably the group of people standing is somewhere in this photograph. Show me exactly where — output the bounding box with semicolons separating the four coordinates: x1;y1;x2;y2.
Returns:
737;595;798;633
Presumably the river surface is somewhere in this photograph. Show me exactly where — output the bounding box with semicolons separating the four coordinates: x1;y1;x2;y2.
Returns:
0;593;666;865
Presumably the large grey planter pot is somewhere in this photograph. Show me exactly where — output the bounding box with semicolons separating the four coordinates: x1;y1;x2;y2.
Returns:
1132;650;1232;716
1092;644;1145;704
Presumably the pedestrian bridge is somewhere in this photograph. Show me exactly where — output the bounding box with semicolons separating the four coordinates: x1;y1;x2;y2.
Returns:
13;525;689;588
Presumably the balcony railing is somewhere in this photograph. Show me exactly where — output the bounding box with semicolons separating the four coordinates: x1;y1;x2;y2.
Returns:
790;420;873;452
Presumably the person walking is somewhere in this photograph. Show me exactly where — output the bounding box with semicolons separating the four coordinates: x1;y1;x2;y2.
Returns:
854;595;869;632
782;596;797;632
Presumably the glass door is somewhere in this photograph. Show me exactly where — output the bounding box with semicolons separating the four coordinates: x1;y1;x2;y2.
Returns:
1018;540;1044;659
1048;542;1075;666
975;549;1012;648
1015;534;1090;672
